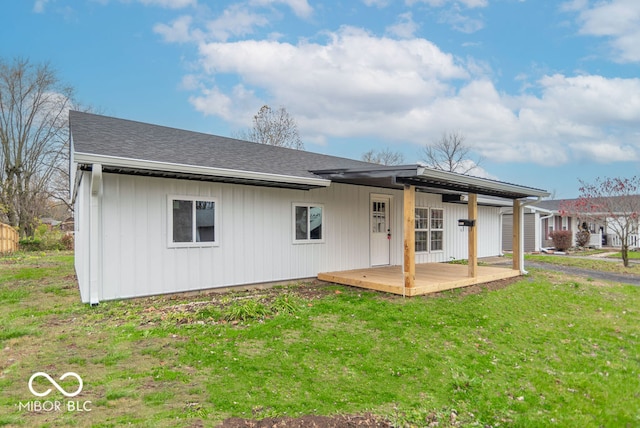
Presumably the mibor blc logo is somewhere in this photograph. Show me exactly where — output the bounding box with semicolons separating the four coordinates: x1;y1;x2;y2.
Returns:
28;372;83;398
18;372;91;413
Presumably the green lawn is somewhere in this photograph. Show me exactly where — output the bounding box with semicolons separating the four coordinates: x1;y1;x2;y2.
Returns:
1;252;639;427
524;253;640;274
606;251;640;260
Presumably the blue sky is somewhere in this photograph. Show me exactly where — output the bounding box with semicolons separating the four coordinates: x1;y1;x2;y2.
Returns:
4;0;640;198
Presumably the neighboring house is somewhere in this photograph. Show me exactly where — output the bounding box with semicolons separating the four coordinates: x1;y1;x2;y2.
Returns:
536;199;581;248
40;217;62;229
70;111;549;304
501;205;553;253
61;217;75;232
536;198;640;249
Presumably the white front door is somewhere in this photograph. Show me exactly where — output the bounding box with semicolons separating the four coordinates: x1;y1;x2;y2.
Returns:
370;196;391;266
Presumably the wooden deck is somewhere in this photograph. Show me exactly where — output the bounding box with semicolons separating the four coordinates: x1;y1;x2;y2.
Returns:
318;263;520;296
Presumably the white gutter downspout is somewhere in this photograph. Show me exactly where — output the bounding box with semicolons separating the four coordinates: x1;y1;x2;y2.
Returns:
89;164;103;306
498;208;509;257
518;197;544;274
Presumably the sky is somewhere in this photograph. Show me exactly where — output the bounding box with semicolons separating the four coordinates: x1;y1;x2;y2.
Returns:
3;0;640;199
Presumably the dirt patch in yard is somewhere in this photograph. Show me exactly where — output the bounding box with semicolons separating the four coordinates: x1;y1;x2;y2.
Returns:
217;413;392;427
409;276;521;300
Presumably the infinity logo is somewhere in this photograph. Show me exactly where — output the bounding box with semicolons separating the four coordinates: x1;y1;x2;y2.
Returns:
28;372;83;398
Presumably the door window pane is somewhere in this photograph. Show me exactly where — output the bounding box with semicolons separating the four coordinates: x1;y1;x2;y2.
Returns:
372;202;386;233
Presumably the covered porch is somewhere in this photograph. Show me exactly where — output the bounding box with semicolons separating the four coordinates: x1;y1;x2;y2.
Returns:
313;165;550;296
318;262;520;297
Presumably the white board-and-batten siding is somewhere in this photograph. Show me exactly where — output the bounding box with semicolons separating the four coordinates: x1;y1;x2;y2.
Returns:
75;173;504;303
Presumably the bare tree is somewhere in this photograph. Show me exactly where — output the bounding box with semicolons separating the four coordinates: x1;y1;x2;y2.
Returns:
362;148;405;165
0;57;74;236
237;105;304;150
422;131;481;174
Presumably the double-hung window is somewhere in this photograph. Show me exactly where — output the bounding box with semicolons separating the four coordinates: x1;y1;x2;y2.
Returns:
430;208;444;251
415;208;429;252
415;207;444;252
169;196;218;247
293;204;324;243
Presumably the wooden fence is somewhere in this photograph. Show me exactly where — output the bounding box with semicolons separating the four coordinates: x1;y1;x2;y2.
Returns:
0;222;19;254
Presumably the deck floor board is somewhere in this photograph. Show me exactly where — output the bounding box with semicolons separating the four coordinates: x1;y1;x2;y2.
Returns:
318;263;520;296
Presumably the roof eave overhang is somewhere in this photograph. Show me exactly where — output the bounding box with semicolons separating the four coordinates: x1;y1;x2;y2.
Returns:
313;164;549;200
74;152;331;190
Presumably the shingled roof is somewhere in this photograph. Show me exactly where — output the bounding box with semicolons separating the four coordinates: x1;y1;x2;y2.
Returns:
70;111;374;187
70;111;549;199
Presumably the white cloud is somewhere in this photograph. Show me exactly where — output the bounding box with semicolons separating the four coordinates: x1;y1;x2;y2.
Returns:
154;15;194;43
33;0;50;13
154;5;270;43
408;0;488;9
569;142;639;163
455;160;498;180
567;0;640;63
438;7;484;33
385;12;419;39
193;26;468;127
189;27;640;165
249;0;313;19
189;84;259;121
205;4;269;41
155;11;640;168
409;0;486;33
363;0;390;7
137;0;196;8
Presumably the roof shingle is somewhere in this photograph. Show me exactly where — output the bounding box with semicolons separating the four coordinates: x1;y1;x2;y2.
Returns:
70;110;372;180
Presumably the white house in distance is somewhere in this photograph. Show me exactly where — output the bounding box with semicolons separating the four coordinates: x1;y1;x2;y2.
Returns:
70;111;549;304
536;198;639;249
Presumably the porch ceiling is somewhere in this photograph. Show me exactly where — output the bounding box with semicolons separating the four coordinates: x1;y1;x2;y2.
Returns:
318;263;521;297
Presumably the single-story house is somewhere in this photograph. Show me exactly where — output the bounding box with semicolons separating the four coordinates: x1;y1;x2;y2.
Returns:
536;198;640;249
70;111;549;304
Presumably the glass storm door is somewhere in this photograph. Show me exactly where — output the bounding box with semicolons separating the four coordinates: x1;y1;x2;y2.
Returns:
370;196;391;266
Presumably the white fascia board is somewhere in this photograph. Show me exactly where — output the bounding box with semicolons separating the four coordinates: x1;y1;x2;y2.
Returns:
417;167;550;198
74;152;332;188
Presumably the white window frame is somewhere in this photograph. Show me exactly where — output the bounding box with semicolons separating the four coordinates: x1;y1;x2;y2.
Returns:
430;208;444;252
292;203;325;244
168;195;219;248
414;207;444;253
415;207;430;253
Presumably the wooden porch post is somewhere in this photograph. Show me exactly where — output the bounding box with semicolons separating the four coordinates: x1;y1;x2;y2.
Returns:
512;199;521;272
403;184;416;289
468;193;478;278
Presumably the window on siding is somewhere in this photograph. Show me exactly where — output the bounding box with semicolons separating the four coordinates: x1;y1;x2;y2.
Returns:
169;196;217;247
430;208;444;251
415;208;444;252
293;204;324;242
415;208;429;252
